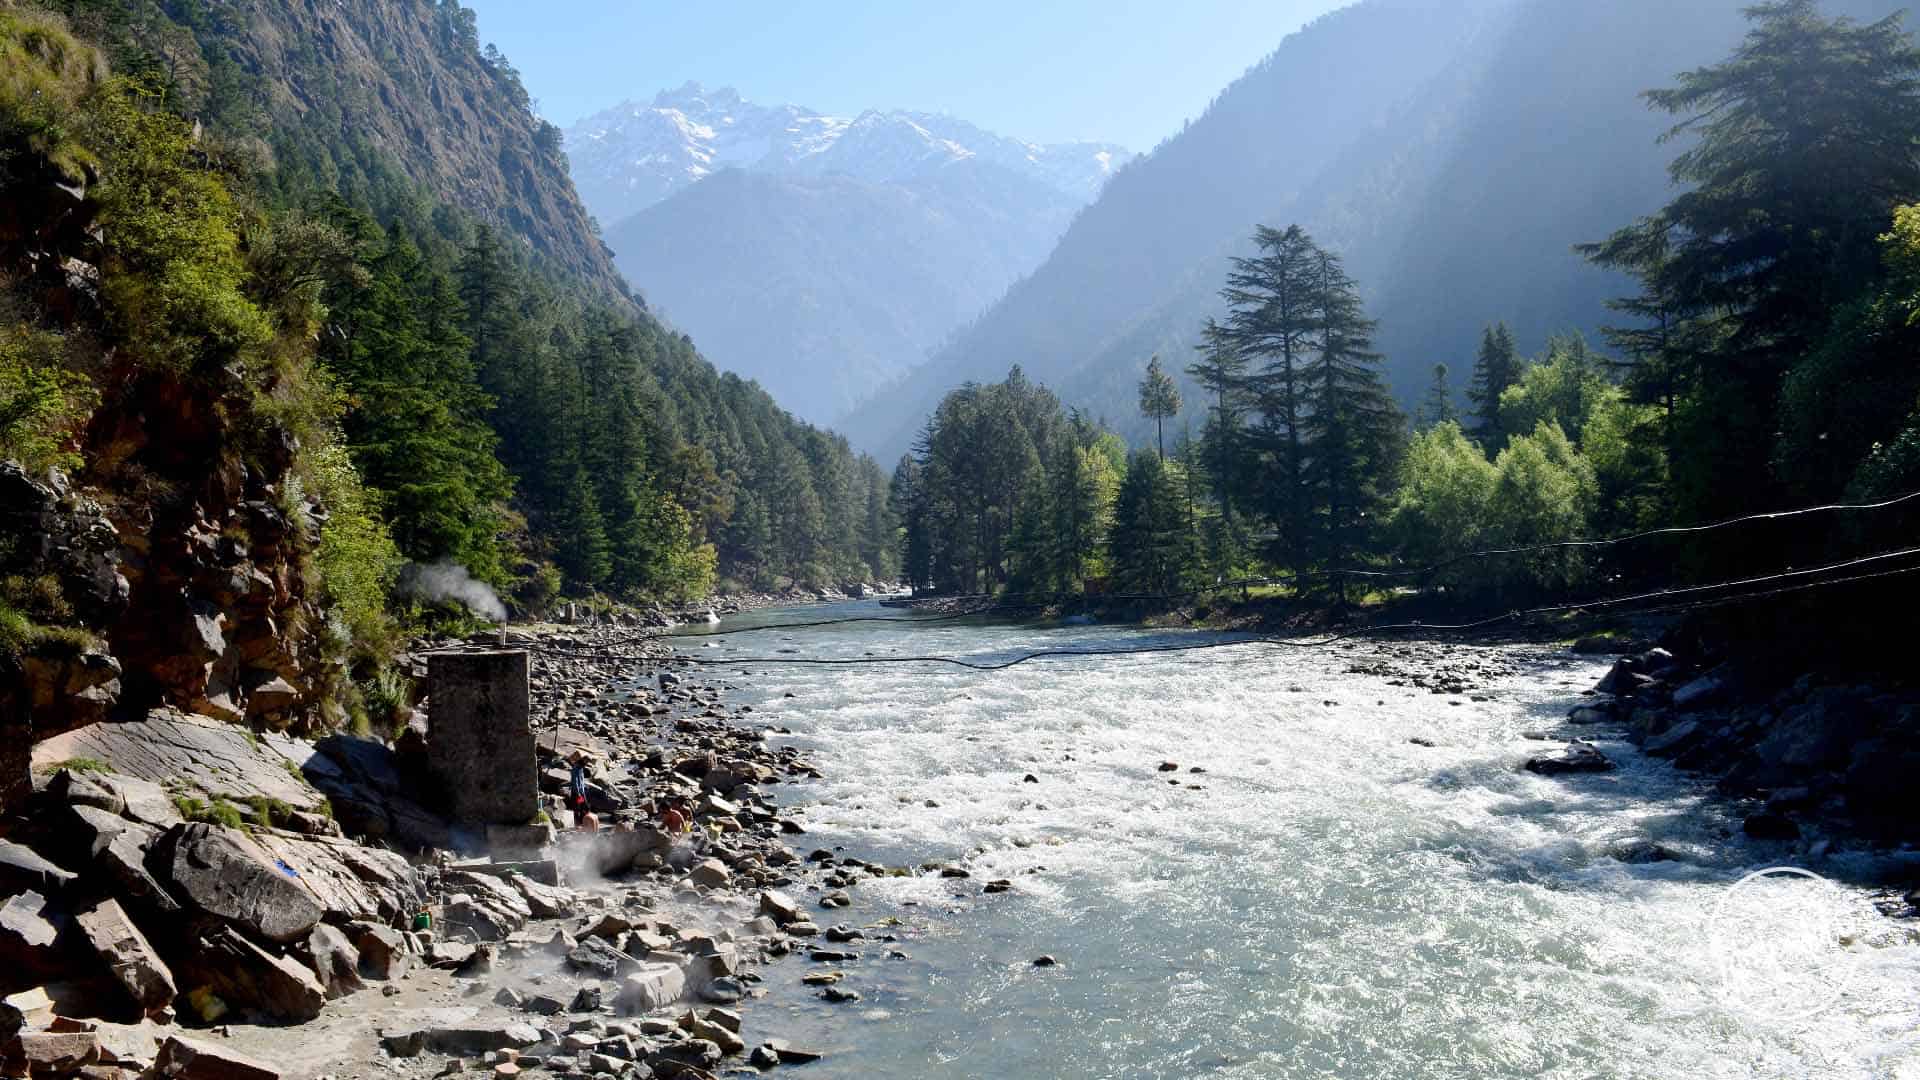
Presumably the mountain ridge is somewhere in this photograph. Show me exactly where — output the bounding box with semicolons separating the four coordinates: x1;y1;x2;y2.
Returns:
565;81;1130;227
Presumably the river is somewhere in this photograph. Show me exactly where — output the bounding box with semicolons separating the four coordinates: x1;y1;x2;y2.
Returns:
667;600;1920;1079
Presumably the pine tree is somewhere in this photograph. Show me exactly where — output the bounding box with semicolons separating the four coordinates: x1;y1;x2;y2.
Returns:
1467;323;1521;447
1108;451;1196;597
1137;355;1181;459
1582;0;1920;521
1186;335;1251;523
1418;363;1458;430
1202;225;1322;574
550;463;612;588
1300;248;1403;606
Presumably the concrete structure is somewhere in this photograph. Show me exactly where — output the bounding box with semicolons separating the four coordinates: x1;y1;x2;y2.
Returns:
426;650;537;826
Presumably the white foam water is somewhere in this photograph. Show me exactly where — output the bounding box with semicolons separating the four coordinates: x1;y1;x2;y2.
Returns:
674;602;1920;1079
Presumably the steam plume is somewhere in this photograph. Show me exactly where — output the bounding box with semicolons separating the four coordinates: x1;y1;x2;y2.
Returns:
398;561;508;621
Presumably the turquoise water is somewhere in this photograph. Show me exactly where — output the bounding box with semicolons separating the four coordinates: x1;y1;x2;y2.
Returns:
669;602;1920;1079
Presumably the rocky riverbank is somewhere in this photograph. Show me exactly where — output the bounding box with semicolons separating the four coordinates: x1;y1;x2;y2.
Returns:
1532;636;1920;891
0;619;924;1080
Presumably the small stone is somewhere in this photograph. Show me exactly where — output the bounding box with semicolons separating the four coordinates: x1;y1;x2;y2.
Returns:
1032;954;1058;967
818;986;861;1003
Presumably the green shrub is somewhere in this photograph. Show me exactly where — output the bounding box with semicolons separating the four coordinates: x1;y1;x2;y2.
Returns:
0;322;97;473
306;439;401;664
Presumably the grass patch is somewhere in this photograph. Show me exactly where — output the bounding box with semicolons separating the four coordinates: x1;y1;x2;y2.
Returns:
243;795;294;828
172;795;246;830
39;756;109;775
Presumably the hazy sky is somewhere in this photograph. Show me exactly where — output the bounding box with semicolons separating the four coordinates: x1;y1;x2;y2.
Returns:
461;0;1346;151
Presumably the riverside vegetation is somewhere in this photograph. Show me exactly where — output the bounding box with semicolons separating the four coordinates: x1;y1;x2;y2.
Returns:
0;0;901;744
894;1;1920;653
1;0;1918;1077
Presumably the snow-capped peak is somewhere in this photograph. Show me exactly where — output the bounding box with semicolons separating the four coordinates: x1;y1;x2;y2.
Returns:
564;83;1130;227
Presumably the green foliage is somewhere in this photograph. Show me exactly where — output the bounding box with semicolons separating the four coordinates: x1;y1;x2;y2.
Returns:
0;319;96;471
318;215;513;581
1467;323;1520;446
0;5;104;183
1583;0;1920;526
40;756;107;775
1487;422;1596;595
86;78;272;372
1108;450;1200;596
1137;354;1181;458
1495;334;1609;446
305;438;400;664
171;794;243;830
1415;363;1457;431
1388;421;1498;588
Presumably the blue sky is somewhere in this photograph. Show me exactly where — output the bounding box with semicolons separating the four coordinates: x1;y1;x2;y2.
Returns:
461;0;1346;151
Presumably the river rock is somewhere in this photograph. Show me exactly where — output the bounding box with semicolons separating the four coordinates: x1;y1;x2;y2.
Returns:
1672;673;1728;710
647;1038;719;1075
618;964;686;1014
159;824;324;944
415;1024;544;1055
73;898;176;1016
1567;702;1616;725
1524;744;1615;776
1643;718;1707;758
0;988;52;1045
16;1030;100;1073
757;890;801;926
688;859;730;889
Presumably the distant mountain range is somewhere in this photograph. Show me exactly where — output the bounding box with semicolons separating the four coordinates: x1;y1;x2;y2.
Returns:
564;84;1130;424
840;0;1909;463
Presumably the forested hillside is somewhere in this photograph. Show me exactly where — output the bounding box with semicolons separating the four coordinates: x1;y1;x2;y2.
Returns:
0;0;895;740
895;0;1920;674
604;163;1080;424
846;0;1904;461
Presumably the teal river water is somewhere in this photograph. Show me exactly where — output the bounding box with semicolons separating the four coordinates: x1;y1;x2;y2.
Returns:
665;601;1919;1079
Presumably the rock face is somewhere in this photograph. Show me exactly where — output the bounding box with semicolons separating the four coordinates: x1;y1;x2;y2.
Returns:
32;712;325;814
426;651;537;826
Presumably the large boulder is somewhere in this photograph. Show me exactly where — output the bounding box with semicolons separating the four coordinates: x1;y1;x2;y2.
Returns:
159;824;324;944
96;829;181;918
1750;690;1872;777
295;923;364;999
174;926;325;1022
73;898;175;1017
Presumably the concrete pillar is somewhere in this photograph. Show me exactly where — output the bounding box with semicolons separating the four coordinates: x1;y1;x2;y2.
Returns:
426;650;536;826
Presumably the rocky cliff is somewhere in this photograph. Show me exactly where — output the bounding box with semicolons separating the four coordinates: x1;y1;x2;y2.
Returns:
65;0;627;299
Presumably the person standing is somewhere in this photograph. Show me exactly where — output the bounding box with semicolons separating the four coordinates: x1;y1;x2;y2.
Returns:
567;750;592;828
